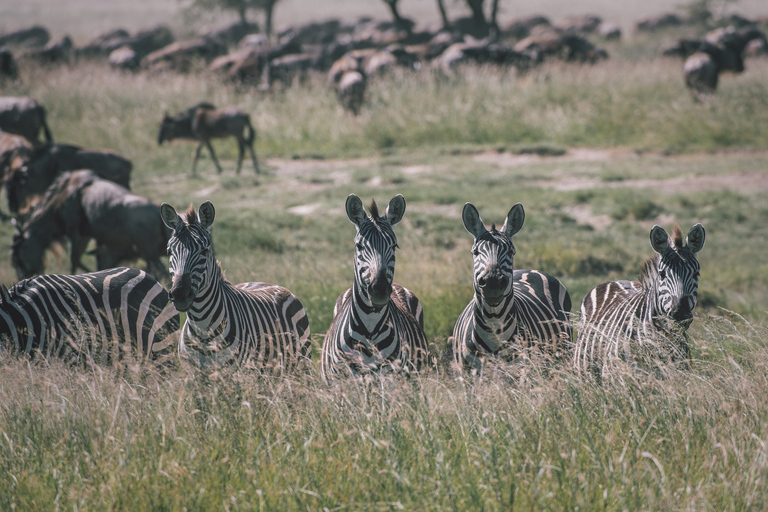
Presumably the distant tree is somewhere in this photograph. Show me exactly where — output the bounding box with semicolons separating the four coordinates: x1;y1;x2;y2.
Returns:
184;0;281;39
381;0;414;33
435;0;450;29
464;0;499;37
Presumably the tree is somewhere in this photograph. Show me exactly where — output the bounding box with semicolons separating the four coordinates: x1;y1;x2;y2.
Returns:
184;0;281;39
381;0;414;33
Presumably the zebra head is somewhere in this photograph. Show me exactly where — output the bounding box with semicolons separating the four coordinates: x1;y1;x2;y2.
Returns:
346;193;405;309
649;223;706;328
161;201;216;312
462;203;525;307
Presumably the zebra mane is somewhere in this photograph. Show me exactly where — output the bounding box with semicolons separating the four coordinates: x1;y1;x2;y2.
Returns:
490;223;497;233
369;199;380;222
183;203;198;225
672;224;683;250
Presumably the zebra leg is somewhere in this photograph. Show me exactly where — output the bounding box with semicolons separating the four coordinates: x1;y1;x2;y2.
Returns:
205;140;223;174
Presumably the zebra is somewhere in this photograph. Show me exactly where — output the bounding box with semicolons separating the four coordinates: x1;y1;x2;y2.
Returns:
574;223;706;377
160;201;311;371
0;267;180;366
321;193;428;380
452;202;572;371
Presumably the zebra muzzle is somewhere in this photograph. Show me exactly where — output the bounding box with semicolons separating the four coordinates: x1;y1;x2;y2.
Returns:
169;274;195;311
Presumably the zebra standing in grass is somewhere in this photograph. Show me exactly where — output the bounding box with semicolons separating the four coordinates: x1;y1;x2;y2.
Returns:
0;267;180;366
321;194;428;380
160;201;310;370
452;202;572;371
575;223;705;377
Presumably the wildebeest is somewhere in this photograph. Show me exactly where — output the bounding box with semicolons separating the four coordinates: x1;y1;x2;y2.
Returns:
336;70;367;115
4;143;132;215
12;170;170;282
0;96;53;145
680;27;766;99
158;103;259;175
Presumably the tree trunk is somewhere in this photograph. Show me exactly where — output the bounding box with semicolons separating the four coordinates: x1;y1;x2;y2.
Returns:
384;0;412;33
489;0;500;39
465;0;489;38
264;1;275;40
435;0;449;29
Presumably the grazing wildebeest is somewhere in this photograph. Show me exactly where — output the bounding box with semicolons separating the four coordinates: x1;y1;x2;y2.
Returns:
0;96;53;145
4;143;132;215
158;103;259;175
12;170;170;282
336;70;367;116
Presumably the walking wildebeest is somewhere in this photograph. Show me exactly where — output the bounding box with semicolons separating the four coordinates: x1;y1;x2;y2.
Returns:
4;143;132;215
0;96;53;146
12;170;171;282
157;103;259;175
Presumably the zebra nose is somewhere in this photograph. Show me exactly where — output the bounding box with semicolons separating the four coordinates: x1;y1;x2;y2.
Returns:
169;274;194;309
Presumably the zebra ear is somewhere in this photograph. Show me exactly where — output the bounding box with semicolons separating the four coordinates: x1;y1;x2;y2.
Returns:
198;201;215;230
650;225;670;254
385;194;406;226
686;223;705;254
462;203;486;239
501;203;525;238
346;194;366;227
160;203;181;230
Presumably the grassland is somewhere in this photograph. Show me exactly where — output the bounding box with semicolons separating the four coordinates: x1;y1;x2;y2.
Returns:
2;2;768;509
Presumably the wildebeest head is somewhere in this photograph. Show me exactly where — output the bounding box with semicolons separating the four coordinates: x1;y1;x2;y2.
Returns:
11;219;45;279
648;223;706;329
462;202;524;308
157;114;179;145
346;194;405;309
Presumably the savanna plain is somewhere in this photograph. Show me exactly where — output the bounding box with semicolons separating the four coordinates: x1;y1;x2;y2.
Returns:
2;0;768;510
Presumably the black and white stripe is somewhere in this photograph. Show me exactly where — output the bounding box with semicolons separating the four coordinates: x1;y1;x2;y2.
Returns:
575;223;706;376
321;194;428;379
452;203;572;370
160;201;311;370
0;267;180;366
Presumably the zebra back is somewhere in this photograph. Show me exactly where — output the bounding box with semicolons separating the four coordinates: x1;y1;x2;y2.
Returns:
575;223;705;376
452;202;572;370
161;201;311;371
0;267;180;366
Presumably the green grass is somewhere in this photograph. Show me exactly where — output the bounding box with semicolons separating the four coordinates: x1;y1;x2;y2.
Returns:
2;5;768;509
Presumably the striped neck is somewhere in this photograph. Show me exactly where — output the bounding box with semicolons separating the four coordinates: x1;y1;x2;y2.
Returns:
472;292;518;351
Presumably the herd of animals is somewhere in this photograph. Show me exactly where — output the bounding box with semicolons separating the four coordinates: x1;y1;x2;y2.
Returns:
1;8;767;107
0;5;741;381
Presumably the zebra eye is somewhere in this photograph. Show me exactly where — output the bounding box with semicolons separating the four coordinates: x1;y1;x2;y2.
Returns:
355;242;364;251
693;271;700;279
659;269;667;280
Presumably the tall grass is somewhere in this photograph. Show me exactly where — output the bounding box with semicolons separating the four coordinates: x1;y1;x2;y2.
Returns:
1;315;766;510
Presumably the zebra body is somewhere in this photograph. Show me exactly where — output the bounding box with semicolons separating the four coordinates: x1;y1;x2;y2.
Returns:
321;194;428;379
452;202;572;370
160;201;310;370
0;267;180;365
575;223;705;376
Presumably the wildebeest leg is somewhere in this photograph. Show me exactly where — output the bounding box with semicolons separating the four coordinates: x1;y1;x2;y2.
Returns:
247;140;259;174
70;235;92;274
205;140;223;174
191;142;204;176
236;138;245;175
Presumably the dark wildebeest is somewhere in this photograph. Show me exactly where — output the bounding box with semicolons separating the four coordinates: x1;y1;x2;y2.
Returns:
682;28;765;99
158;103;259;175
0;96;53;146
12;170;170;282
4;143;132;215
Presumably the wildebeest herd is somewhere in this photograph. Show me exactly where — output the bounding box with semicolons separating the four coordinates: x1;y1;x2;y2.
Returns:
0;5;753;379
